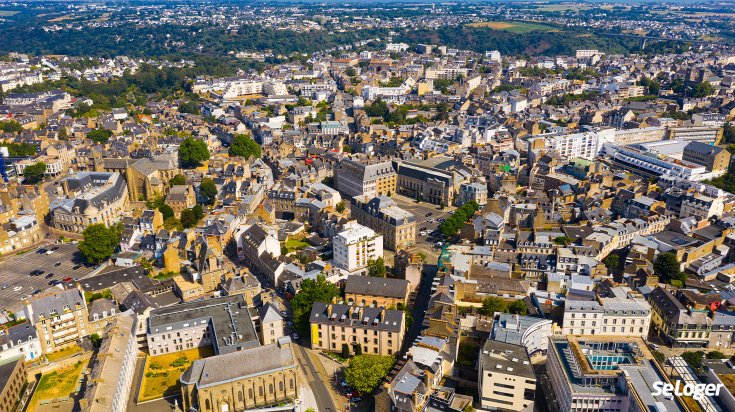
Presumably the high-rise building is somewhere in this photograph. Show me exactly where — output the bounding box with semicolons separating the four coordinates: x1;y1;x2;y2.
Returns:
333;222;384;275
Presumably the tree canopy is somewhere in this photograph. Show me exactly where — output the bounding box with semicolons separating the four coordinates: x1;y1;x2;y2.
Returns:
290;275;341;334
169;174;186;186
478;296;527;316
440;201;479;237
228;134;262;159
22;162;46;184
87;128;112;144
367;257;387;278
199;178;217;205
344;355;395;395
158;204;175;221
654;252;686;284
0;120;23;133
180;208;197;228
79;224;121;264
179;137;210;168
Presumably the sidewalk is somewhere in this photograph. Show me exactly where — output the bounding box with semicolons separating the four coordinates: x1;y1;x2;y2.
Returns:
310;350;348;408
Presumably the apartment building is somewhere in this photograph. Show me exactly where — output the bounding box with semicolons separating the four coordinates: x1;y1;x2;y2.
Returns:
0;356;26;412
350;195;416;251
52;172;129;233
0;321;41;361
344;275;410;308
478;340;536;411
333;222;384;275
549;128;614;161
309;302;405;356
562;285;651;338
547;335;684;412
647;287;717;348
335;158;397;198
25;286;90;354
146;295;260;356
257;302;285;345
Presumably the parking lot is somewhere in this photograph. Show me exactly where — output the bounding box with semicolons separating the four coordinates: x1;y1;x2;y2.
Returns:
389;193;456;245
0;243;95;312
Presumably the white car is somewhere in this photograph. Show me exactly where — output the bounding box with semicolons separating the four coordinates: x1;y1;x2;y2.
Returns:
12;286;22;292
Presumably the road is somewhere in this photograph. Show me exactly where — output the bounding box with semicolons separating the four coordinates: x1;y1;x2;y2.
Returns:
292;341;340;412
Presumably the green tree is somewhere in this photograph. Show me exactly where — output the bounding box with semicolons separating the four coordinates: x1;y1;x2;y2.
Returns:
169;174;186;186
344;355;395;395
79;224;120;264
228;134;262;159
90;333;102;349
158;204;174;220
0;120;23;133
681;351;705;372
553;236;574;246
707;351;728;360
192;204;204;220
723;122;735;144
367;257;387;278
342;343;351;359
199;178;217;205
336;201;346;213
163;217;183;231
603;254;619;270
180;209;197;228
692;81;714;98
508;300;528;315
22;162;46;184
178;100;200;114
179;137;210;168
87;128;112;144
654;252;685;284
290;275;341;334
478;296;506;316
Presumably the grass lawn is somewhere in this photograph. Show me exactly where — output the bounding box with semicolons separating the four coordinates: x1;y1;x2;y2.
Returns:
139;347;214;402
284;234;309;253
27;360;87;412
466;20;559;33
45;345;83;363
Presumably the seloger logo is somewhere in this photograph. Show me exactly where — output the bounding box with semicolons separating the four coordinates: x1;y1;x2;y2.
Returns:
652;381;725;401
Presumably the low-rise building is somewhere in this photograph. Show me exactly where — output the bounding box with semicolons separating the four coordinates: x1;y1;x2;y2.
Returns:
52;172;129;233
344;275;410;308
309;302;405;356
350;195;416;251
562;285;651;338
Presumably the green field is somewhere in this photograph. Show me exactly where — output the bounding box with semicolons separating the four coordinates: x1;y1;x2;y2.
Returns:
467;20;559;33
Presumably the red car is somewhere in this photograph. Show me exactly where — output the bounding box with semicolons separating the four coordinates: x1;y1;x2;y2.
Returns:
62;277;73;283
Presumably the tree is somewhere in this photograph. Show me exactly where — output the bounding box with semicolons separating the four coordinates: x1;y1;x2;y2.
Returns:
723;122;735;144
228;134;262;159
553;236;574;246
367;257;386;278
179;137;210;168
344;355;395;395
163;217;183;231
508;300;528;315
342;343;351;359
89;333;102;349
79;224;120;264
707;351;728;360
22;162;46;184
178;100;200;114
180;209;197;228
290;275;341;334
158;204;174;220
440;200;480;237
199;178;217;205
681;351;705;372
192;204;204;220
87;128;112;144
0;120;22;133
169;174;186;186
603;254;619;270
692;81;714;98
478;296;506;316
336;201;346;213
654;252;686;284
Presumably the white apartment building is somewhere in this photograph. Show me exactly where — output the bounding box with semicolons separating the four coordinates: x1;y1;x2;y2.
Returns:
576;49;599;58
562;285;651;338
478;340;536;411
333;222;384;275
550;127;614;160
386;43;409;52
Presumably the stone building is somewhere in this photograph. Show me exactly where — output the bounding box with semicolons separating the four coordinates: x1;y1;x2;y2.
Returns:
180;338;298;412
350;195;416;251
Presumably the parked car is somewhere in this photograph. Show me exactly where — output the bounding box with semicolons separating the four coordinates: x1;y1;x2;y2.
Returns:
72;265;82;270
54;262;62;267
13;286;22;292
45;273;54;279
62;277;73;282
49;280;62;286
1;284;9;290
32;289;42;295
425;212;433;217
36;248;47;254
30;269;44;276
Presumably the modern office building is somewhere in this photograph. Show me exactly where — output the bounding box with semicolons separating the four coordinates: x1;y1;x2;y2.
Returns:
146;295;259;356
547;335;685;412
